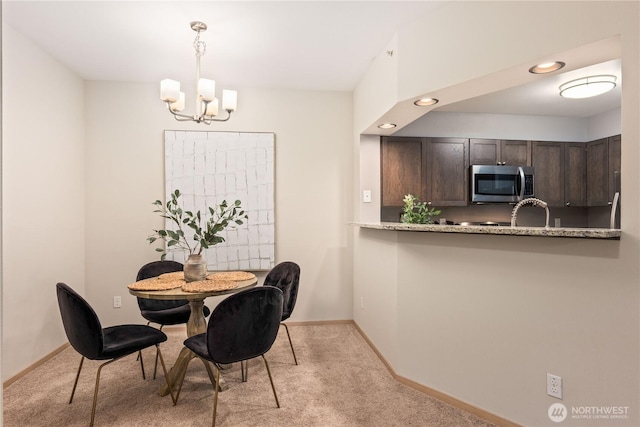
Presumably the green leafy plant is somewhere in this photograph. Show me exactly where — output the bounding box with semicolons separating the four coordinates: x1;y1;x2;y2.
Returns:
401;194;441;224
147;189;248;260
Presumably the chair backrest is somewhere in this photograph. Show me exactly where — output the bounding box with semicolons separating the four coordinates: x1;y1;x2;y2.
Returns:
263;261;300;321
136;260;188;311
56;283;104;360
206;286;283;364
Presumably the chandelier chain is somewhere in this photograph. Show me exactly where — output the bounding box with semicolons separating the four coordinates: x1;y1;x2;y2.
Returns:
193;30;206;58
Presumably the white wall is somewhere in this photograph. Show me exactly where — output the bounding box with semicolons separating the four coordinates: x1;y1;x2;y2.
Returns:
84;82;354;327
1;25;86;380
395;109;622;142
353;2;639;426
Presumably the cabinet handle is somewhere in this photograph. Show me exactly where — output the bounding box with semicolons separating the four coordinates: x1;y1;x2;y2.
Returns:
608;201;613;206
427;201;432;206
566;202;571;207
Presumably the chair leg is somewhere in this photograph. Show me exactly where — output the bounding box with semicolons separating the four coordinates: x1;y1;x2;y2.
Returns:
212;366;221;427
261;355;280;408
201;359;221;391
282;323;298;365
139;349;146;380
69;356;85;404
156;345;177;406
90;358;116;427
241;360;248;382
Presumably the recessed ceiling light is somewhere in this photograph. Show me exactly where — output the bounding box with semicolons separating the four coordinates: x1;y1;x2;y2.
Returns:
377;123;397;129
528;61;566;74
559;75;617;99
414;98;439;107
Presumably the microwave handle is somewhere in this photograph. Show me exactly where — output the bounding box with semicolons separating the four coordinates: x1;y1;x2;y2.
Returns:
517;166;525;201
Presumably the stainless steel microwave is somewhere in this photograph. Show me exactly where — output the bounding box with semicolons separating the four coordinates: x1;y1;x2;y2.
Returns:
470;165;534;203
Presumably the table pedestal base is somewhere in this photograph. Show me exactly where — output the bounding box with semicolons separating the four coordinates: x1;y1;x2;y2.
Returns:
159;346;228;396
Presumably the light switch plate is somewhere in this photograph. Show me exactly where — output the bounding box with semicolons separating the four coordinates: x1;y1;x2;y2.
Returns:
363;190;372;203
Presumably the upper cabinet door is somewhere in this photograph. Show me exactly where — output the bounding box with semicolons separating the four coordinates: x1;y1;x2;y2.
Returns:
586;138;609;207
532;141;565;207
469;139;499;165
500;140;531;166
564;142;587;207
380;137;426;207
608;134;621;201
427;137;469;206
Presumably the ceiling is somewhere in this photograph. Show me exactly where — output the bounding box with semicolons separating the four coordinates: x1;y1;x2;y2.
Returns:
3;1;621;119
2;1;443;91
435;59;621;118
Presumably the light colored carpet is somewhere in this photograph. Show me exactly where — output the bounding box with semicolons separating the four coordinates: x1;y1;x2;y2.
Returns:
3;324;498;427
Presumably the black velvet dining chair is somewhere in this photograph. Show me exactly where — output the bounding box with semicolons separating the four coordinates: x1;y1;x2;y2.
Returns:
56;282;176;427
175;286;284;427
136;260;211;378
263;261;301;364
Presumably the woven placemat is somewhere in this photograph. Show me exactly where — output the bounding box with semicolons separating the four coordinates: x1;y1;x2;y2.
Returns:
181;280;239;293
158;272;185;281
128;279;185;291
207;271;256;281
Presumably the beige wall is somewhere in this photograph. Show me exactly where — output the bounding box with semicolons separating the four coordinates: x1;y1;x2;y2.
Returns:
84;82;354;327
1;25;86;379
353;2;639;426
1;28;354;379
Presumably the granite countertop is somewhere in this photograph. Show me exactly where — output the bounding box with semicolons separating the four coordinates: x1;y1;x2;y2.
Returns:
355;222;621;240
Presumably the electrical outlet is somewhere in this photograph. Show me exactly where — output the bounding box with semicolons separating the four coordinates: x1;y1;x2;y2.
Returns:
113;296;122;308
547;373;563;399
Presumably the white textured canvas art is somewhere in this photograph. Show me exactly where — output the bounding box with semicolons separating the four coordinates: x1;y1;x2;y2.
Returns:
164;130;275;271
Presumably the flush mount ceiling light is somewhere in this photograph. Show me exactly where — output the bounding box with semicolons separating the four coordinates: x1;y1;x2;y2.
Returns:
559;75;617;99
528;61;565;74
414;97;439;107
160;21;237;124
378;123;397;129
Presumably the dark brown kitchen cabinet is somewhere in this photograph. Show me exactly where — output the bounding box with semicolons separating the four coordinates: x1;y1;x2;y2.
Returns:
587;135;621;206
380;136;468;210
380;137;426;207
532;141;565;207
470;139;530;166
564;142;587;207
608;134;621;200
586;138;609;206
427;138;469;206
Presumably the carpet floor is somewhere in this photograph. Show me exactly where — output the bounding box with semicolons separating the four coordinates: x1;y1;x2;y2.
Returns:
3;323;498;427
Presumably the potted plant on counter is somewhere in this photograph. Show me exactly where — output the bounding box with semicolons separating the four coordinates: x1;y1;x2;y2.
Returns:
147;189;248;282
401;194;441;224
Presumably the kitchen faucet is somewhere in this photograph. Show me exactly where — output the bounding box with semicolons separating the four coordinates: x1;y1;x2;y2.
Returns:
510;198;550;228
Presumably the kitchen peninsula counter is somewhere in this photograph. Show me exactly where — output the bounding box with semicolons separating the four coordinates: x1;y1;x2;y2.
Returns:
355;222;621;240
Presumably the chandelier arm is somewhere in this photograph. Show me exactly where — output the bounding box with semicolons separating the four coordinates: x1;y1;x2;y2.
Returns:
202;111;233;123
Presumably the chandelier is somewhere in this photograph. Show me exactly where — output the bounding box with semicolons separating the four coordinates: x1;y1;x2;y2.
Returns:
160;21;237;124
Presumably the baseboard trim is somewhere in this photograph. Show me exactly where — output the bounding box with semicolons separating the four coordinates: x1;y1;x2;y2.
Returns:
283;319;353;326
3;342;70;388
352;321;521;427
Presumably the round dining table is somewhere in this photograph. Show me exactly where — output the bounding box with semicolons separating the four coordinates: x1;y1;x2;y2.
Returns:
129;275;258;396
